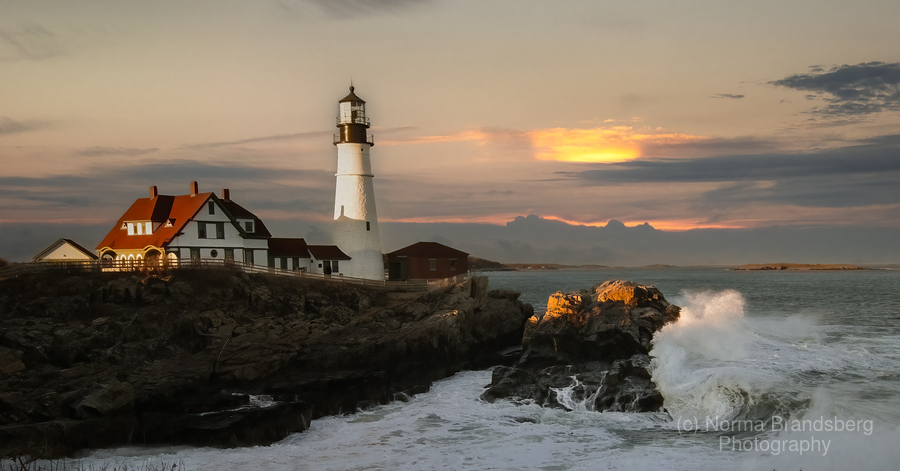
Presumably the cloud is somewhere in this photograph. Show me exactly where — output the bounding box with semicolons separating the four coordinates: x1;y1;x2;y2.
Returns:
181;130;331;149
571;134;900;184
276;0;431;18
770;62;900;116
76;147;159;157
0;24;68;61
529;127;708;163
711;94;744;99
0;117;48;135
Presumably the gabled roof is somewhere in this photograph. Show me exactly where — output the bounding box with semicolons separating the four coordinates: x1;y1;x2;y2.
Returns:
221;200;272;239
307;245;352;261
33;238;98;261
268;238;309;257
96;192;214;251
386;242;469;259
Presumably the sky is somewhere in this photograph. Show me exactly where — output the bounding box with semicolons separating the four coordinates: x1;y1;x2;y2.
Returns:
2;0;900;264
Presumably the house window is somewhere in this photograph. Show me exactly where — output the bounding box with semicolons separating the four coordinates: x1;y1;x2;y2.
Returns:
145;222;152;234
366;221;370;231
225;248;234;261
292;257;300;271
429;259;437;271
208;201;215;215
190;248;200;260
268;255;275;268
332;260;339;272
198;222;207;239
215;222;225;239
244;221;254;233
127;223;135;235
280;257;288;269
210;249;218;258
450;258;457;271
135;222;143;235
244;249;254;265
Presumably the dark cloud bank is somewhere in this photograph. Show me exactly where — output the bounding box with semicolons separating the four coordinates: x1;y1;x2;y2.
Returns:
771;62;900;116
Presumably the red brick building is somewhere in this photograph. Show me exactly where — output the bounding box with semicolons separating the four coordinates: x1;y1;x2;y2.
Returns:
386;242;468;280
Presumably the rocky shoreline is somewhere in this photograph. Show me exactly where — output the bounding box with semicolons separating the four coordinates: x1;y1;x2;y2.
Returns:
0;270;532;458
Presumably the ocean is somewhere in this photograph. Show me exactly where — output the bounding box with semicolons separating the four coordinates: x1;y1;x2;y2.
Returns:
63;268;900;469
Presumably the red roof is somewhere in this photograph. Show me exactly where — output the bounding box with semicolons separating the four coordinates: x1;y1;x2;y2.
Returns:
307;245;351;261
268;238;309;257
97;192;213;251
386;242;468;259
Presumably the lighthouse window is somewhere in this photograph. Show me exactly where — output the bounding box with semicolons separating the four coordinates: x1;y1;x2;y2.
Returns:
366;221;371;231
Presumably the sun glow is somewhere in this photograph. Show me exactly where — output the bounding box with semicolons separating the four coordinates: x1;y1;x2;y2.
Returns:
529;127;707;163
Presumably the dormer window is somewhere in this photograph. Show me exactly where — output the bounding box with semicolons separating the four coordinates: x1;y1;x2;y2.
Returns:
244;221;254;233
165;219;174;227
126;222;151;235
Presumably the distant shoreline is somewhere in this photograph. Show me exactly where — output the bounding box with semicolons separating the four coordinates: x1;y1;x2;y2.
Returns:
468;257;898;272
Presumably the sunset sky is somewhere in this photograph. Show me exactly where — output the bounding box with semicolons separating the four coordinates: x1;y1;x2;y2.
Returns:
2;0;900;263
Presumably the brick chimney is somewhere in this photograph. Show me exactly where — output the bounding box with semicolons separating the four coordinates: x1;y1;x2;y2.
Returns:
149;185;158;199
222;189;230;201
190;181;199;196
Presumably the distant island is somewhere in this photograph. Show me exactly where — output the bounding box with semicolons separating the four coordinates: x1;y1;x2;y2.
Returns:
731;263;869;271
468;257;607;271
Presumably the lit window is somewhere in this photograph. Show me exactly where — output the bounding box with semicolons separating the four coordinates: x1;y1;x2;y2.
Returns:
145;222;152;234
127;223;135;235
136;223;143;235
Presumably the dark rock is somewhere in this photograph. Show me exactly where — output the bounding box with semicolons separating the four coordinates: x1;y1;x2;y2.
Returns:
0;271;532;458
482;280;679;413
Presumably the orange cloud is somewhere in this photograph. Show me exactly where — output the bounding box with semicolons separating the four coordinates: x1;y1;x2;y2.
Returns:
529;127;707;163
542;215;744;231
378;130;491;146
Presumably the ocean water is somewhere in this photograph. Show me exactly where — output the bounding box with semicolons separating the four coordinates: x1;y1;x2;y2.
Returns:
61;268;900;469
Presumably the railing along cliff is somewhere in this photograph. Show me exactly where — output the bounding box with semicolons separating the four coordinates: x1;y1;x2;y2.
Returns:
0;259;470;292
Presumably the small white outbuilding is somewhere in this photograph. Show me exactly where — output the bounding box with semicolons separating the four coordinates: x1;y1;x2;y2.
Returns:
33;238;98;263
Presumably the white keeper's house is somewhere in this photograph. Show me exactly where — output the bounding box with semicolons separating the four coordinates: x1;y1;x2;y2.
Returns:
95;182;349;275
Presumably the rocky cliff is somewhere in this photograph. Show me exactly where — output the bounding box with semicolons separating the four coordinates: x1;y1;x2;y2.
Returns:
482;280;679;412
0;270;532;458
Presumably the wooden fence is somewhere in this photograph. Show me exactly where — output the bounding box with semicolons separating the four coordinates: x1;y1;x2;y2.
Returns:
0;259;472;292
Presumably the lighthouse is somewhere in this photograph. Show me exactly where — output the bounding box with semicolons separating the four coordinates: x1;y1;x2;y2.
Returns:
331;85;384;280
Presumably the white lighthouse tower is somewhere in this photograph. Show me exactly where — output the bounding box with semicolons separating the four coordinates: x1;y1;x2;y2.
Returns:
331;85;384;280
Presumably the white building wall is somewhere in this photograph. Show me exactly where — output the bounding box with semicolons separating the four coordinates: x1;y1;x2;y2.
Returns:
38;242;94;261
333;142;383;280
166;197;268;265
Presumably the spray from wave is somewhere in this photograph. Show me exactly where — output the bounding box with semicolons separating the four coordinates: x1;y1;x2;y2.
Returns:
649;290;789;426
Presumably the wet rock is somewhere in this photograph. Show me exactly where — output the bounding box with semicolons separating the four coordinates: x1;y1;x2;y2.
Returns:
483;280;679;412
